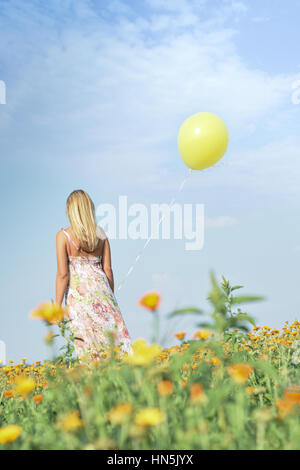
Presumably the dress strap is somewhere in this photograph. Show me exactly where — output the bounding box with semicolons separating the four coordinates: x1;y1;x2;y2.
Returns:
61;228;79;250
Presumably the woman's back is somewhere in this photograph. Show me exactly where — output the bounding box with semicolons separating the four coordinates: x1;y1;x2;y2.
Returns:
61;226;106;260
55;189;132;361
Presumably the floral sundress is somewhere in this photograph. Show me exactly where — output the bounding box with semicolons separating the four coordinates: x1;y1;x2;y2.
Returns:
61;229;132;361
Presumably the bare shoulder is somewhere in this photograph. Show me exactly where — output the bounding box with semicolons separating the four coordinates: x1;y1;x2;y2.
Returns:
56;229;66;242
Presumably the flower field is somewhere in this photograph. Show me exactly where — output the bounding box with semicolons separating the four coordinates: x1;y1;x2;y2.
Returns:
1;276;300;450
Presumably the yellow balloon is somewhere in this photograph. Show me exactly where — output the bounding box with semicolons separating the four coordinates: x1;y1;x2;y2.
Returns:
177;112;229;170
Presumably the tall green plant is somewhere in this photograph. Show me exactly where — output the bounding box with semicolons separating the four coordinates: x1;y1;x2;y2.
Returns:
168;272;264;339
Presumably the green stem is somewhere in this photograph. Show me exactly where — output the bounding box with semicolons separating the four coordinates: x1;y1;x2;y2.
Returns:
152;311;160;344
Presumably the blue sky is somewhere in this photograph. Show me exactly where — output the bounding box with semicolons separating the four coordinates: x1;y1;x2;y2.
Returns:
1;0;300;362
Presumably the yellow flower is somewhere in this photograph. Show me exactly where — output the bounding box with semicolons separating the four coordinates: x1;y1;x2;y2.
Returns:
30;302;67;324
157;380;173;396
227;363;253;384
107;403;132;425
174;331;186;341
60;411;83;432
125;339;162;366
210;357;221;366
193;329;214;340
0;425;22;444
138;292;161;311
134;408;165;427
14;376;35;397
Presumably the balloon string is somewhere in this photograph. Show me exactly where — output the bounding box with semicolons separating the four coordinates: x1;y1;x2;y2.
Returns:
117;168;193;292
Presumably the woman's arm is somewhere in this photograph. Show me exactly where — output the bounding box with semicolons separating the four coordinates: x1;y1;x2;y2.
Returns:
56;231;69;306
102;238;114;293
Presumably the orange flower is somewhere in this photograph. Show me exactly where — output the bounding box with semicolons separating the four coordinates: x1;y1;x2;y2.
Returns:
138;292;161;311
157;380;173;396
227;363;253;384
190;383;207;404
276;398;294;419
193;329;214;340
174;332;186;341
246;386;255;395
4;390;14;398
284;386;300;404
33;394;43;404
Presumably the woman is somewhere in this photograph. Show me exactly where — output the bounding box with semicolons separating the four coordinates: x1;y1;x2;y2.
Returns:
56;189;132;361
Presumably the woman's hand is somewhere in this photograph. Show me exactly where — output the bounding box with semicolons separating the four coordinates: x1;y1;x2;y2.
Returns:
56;231;69;305
102;238;114;293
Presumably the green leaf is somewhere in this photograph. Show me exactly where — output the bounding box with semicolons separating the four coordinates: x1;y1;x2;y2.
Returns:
196;322;214;329
167;307;203;318
235;313;256;326
231;295;265;305
210;271;218;288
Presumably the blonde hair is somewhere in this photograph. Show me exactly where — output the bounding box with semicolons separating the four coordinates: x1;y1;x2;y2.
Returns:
66;190;98;253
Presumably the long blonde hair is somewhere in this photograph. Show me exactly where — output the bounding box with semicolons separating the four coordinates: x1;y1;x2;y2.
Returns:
66;190;98;253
